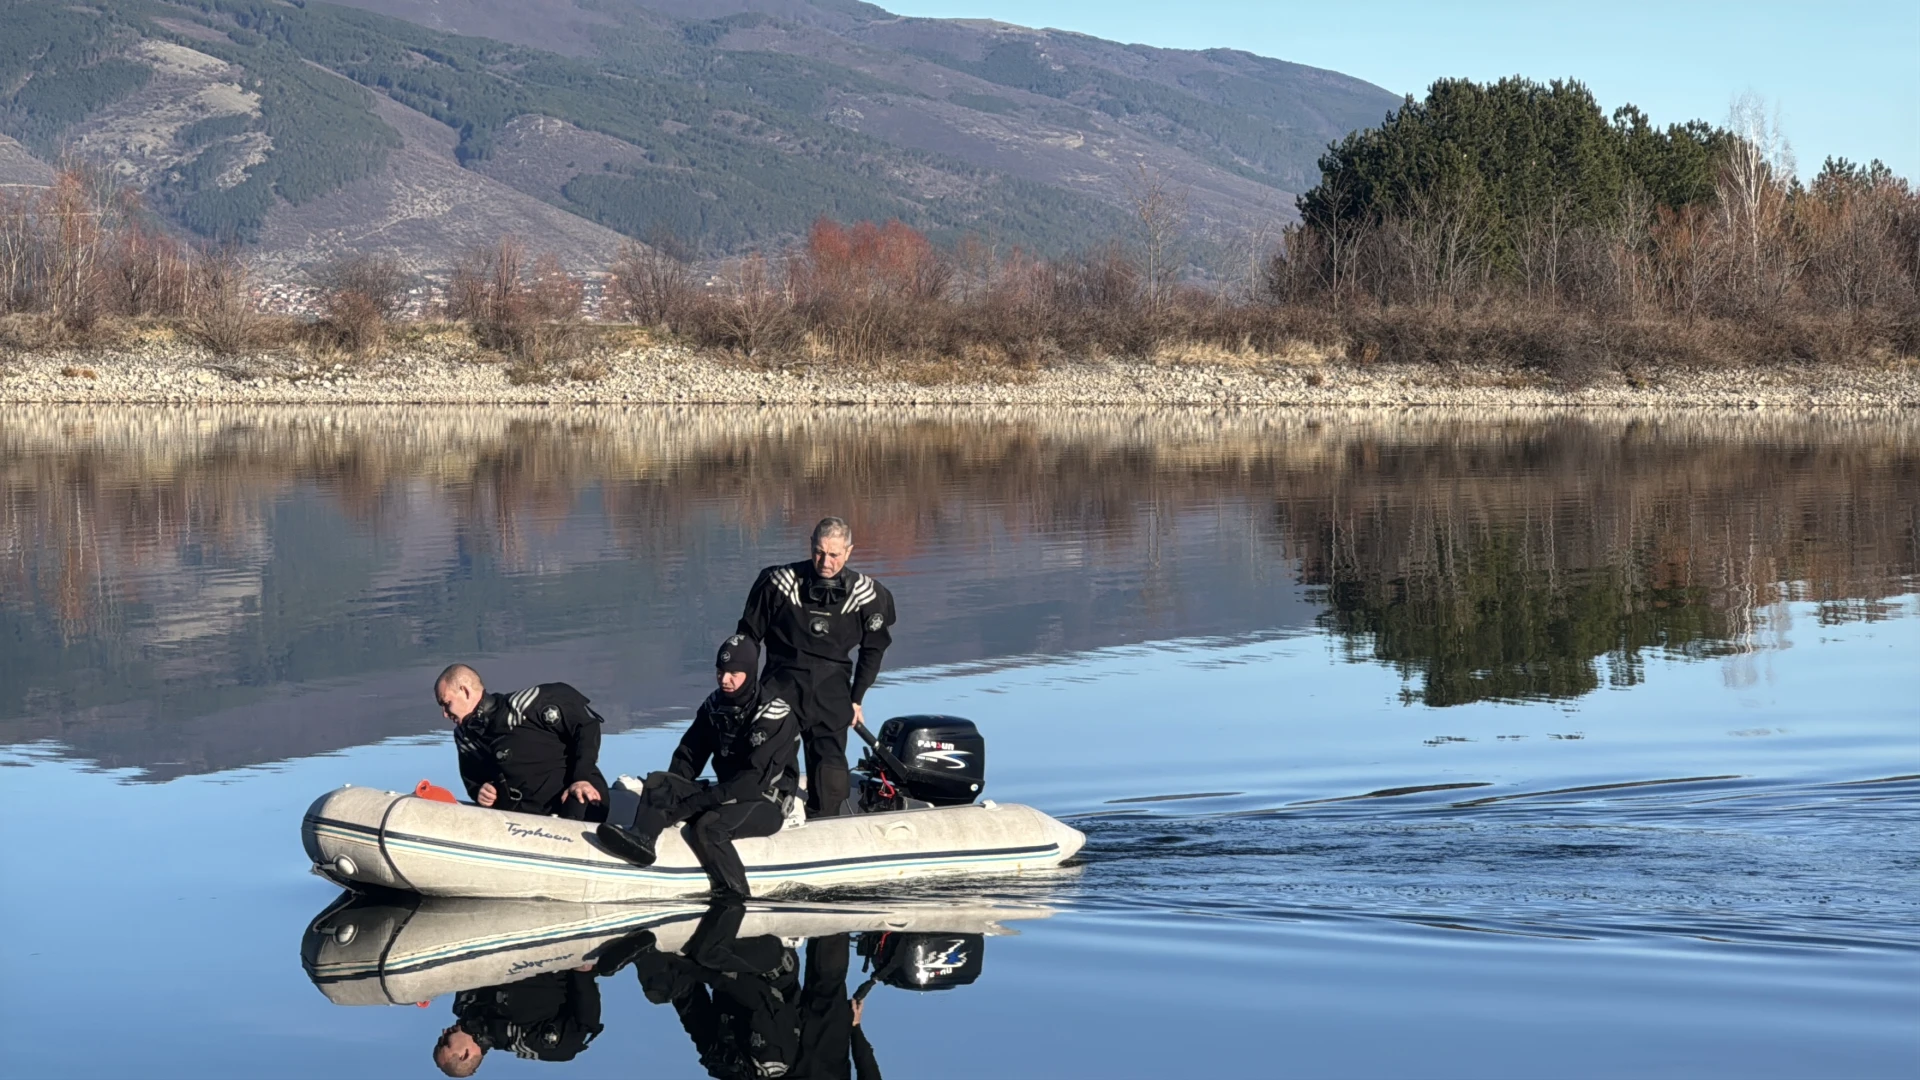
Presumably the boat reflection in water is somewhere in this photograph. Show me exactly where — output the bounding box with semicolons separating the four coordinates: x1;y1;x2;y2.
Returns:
303;890;1042;1076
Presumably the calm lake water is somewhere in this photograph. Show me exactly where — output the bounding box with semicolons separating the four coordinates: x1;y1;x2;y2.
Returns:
2;406;1916;1079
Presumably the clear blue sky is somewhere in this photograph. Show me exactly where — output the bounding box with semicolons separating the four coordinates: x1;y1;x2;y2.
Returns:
883;0;1920;180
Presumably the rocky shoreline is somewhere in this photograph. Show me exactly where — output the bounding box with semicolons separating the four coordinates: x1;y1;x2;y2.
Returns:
2;341;1915;407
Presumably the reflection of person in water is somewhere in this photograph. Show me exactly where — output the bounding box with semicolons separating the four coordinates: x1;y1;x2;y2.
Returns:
599;903;880;1080
431;967;604;1076
793;933;880;1080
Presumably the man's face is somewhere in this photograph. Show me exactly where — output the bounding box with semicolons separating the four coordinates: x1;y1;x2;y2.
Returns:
717;670;748;694
811;534;852;579
436;680;480;723
435;1026;484;1077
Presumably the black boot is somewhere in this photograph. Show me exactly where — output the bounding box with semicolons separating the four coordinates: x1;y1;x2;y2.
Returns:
592;928;658;976
596;822;658;866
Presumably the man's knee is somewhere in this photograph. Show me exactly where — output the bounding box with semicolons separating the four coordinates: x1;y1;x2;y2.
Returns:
642;771;701;807
690;810;723;844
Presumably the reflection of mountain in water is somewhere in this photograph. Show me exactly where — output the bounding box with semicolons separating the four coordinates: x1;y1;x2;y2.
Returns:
3;407;1914;774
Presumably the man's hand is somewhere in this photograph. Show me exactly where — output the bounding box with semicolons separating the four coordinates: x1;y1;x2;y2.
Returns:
851;703;865;728
563;780;602;804
476;782;498;808
850;998;864;1027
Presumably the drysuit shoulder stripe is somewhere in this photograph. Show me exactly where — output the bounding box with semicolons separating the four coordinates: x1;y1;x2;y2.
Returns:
507;687;541;726
769;567;801;606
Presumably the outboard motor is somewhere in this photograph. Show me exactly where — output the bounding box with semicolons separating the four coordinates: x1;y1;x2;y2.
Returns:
854;715;985;812
854;932;985;998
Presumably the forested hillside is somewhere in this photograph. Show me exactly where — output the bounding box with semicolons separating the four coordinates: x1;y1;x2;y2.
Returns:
0;0;1398;267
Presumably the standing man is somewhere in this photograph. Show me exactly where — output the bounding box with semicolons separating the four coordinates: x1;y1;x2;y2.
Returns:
736;517;895;818
434;664;609;821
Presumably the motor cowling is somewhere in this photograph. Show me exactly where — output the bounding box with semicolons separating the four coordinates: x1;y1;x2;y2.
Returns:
857;932;985;992
872;715;985;807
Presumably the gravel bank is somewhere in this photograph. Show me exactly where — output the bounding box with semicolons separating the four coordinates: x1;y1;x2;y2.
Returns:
3;342;1915;407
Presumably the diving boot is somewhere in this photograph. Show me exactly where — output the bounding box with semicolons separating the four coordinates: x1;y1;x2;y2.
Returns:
596;822;658;866
592;928;658;976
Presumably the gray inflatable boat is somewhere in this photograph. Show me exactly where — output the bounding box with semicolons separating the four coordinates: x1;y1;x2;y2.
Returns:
301;714;1084;902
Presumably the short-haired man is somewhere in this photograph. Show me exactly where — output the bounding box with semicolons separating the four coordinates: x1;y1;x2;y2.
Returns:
431;966;604;1076
735;517;895;818
434;664;609;821
596;636;801;897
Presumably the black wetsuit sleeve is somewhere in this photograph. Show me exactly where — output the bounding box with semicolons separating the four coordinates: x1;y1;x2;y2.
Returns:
705;699;800;807
457;749;486;802
561;704;605;791
852;1025;882;1080
736;567;777;647
455;724;497;802
565;970;603;1033
671;707;717;782
850;580;896;705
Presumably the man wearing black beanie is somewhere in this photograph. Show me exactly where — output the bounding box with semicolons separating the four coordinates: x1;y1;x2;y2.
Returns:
597;636;801;897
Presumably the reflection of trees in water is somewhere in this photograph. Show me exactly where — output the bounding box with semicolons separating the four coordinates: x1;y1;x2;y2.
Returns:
3;407;1915;710
1;433;278;645
1277;425;1919;705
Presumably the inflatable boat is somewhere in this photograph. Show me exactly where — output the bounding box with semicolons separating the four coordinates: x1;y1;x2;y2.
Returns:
303;891;1047;1006
301;715;1085;902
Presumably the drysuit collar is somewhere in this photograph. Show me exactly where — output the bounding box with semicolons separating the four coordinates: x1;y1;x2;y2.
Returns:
805;564;850;606
460;692;504;736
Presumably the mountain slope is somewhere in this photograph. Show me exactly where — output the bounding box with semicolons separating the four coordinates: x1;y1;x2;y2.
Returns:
0;0;1399;271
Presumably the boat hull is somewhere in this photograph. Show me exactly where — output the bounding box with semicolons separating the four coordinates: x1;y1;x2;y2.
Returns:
301;785;1084;902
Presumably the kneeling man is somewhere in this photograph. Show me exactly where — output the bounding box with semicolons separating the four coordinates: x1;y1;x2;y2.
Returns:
435;664;609;821
597;637;800;898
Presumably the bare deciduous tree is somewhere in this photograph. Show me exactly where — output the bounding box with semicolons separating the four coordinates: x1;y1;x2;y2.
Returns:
1126;164;1188;318
611;228;697;328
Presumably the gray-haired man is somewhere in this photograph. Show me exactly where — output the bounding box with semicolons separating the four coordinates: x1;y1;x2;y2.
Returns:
735;517;896;817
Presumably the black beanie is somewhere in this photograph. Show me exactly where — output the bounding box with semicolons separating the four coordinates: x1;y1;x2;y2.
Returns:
715;635;759;677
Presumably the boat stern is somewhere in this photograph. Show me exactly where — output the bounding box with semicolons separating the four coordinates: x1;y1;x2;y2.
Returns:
1041;812;1087;862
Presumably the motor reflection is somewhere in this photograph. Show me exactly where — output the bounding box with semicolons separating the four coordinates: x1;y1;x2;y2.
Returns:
302;890;1031;1077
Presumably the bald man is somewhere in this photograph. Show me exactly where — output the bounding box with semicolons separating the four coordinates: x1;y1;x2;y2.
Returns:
435;664;610;821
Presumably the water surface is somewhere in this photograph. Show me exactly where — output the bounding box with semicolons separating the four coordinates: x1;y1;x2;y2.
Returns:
2;407;1915;1078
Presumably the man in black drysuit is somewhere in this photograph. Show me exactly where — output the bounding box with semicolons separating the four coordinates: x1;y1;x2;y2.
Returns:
435;663;609;821
431;968;604;1076
596;636;801;897
594;903;881;1080
737;516;896;818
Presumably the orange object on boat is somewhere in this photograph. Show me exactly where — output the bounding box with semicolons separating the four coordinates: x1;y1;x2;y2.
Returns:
414;780;458;804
